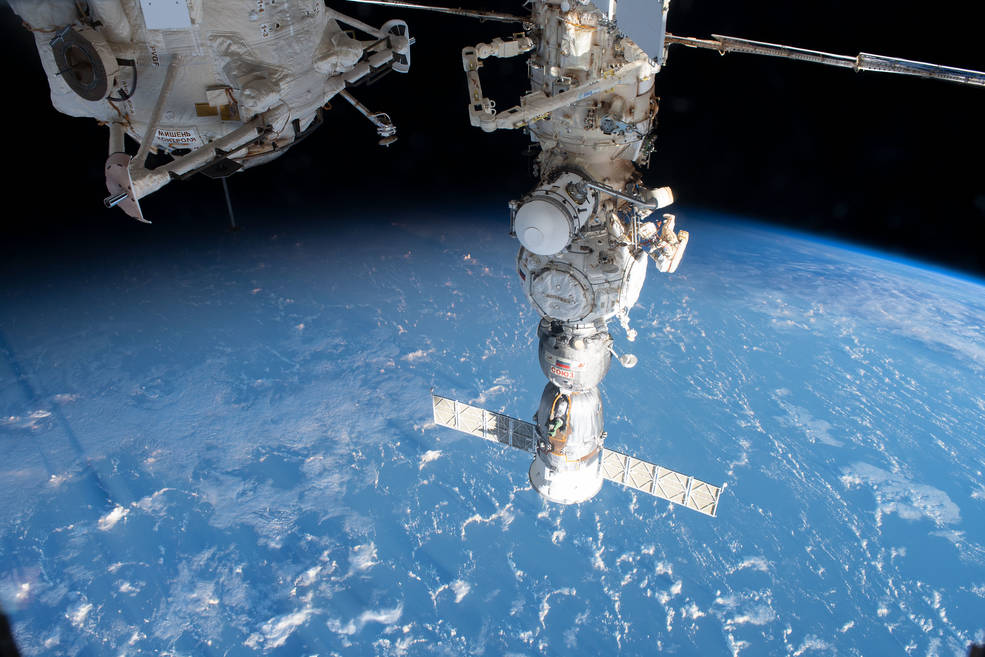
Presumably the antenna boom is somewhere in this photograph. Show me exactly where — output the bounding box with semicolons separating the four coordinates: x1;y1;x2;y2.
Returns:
666;34;985;88
346;0;527;24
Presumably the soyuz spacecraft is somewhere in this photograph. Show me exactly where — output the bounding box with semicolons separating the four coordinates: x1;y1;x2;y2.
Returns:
10;0;983;512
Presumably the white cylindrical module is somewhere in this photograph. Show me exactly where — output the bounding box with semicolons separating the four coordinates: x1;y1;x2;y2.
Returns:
512;171;597;255
514;198;573;255
647;185;674;209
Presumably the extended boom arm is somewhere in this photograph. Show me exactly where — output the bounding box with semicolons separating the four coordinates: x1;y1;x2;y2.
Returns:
666;33;985;88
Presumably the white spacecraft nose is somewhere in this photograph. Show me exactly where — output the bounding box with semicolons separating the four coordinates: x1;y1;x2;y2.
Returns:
515;198;571;255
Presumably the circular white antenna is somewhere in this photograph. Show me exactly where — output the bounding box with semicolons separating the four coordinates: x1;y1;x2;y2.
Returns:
515;198;572;255
619;353;638;368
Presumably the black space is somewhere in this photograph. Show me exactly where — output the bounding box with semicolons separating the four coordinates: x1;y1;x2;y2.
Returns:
2;1;984;275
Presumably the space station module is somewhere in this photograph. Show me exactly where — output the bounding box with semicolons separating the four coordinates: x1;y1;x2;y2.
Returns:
9;0;412;221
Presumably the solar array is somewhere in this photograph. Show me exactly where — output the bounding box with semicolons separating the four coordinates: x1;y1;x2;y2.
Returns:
432;394;722;516
600;448;720;517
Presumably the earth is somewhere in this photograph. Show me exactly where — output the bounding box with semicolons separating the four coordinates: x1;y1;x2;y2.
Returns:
1;209;983;656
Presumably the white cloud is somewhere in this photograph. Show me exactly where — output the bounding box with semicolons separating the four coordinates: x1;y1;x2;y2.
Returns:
97;505;128;531
248;606;316;649
730;603;776;627
460;503;515;539
538;588;576;628
327;604;403;635
68;602;92;628
294;565;323;588
715;593;777;630
841;462;960;526
132;488;175;515
471;385;505;406
772;390;841;446
451;580;470;603
401;349;433;363
793;635;831;656
418;450;442;470
349;543;378;574
429;579;471;605
730;556;770;574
